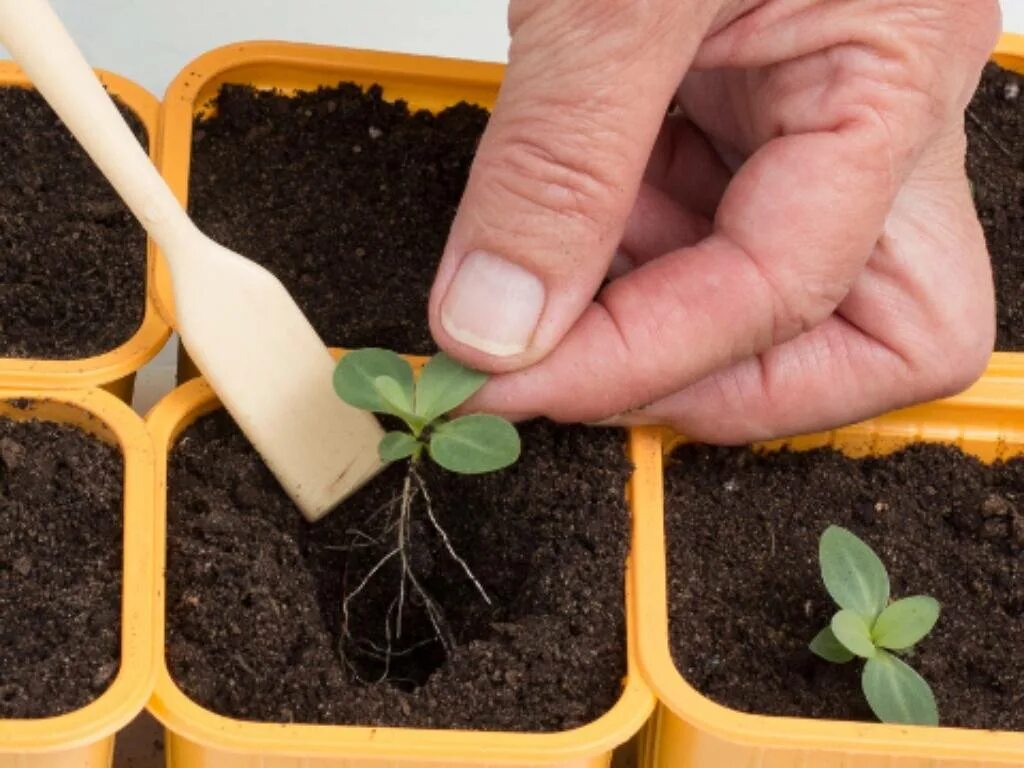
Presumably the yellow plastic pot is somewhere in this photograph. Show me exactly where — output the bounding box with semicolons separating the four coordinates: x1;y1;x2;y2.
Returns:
155;41;504;381
635;372;1024;768
0;388;158;767
0;64;171;401
146;375;655;767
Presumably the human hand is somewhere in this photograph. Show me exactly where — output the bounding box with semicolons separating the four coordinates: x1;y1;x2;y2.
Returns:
428;0;1001;441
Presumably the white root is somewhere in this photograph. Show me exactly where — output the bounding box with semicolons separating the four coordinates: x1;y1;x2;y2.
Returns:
412;465;491;605
338;461;488;682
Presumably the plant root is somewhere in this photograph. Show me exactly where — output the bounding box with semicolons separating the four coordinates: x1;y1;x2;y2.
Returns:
338;462;489;685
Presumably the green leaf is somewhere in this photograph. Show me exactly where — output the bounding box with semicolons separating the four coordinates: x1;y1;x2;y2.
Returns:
429;414;520;474
872;596;940;650
378;432;421;463
809;626;855;664
373;376;417;422
830;610;877;659
414;353;488;422
819;526;890;621
862;650;939;726
334;349;414;415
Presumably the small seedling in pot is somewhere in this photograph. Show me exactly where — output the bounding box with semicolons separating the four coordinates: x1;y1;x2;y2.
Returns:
334;348;519;473
332;348;519;680
810;525;941;726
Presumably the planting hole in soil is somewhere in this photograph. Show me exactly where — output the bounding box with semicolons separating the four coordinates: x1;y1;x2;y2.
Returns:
967;62;1024;351
664;443;1024;730
188;83;488;354
166;411;630;731
0;87;148;359
0;415;123;718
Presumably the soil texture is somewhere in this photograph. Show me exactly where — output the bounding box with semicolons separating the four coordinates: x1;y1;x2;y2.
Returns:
188;83;488;354
166;411;630;731
0;87;148;358
967;63;1024;350
0;416;123;718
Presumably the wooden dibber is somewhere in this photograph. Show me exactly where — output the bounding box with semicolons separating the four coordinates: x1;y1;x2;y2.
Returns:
0;0;385;521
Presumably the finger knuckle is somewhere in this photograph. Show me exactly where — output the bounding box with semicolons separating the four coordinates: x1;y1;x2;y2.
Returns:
748;254;848;346
932;327;994;398
478;129;624;236
916;313;994;400
891;0;1002;113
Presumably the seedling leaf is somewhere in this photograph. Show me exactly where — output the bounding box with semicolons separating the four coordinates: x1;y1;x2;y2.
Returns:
334;349;521;477
862;650;939;726
809;626;855;664
415;352;487;422
334;349;414;414
872;596;940;650
831;610;877;659
429;414;520;474
373;375;419;428
379;432;420;462
820;525;890;621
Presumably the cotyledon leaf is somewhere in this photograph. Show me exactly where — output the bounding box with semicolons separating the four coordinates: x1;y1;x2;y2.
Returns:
819;525;890;621
428;414;520;474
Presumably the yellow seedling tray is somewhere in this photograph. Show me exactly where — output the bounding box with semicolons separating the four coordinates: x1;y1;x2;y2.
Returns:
993;31;1024;72
635;371;1024;768
146;374;655;767
0;389;158;768
0;64;171;401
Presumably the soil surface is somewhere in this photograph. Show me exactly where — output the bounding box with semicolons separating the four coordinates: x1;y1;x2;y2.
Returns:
0;417;123;718
665;443;1024;730
0;87;148;359
967;63;1024;351
189;83;488;354
166;411;630;731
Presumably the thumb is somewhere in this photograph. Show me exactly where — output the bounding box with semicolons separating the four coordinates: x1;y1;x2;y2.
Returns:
429;0;718;370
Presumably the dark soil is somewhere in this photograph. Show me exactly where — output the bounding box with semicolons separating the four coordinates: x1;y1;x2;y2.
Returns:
665;442;1024;730
967;63;1024;351
166;411;630;731
0;417;123;718
188;83;488;354
0;87;148;359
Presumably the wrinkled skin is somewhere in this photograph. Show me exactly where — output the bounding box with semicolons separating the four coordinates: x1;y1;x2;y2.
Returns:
427;0;1001;441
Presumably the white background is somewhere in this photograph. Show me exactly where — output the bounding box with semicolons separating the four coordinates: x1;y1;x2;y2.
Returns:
1;0;1022;413
2;1;1022;96
5;1;510;94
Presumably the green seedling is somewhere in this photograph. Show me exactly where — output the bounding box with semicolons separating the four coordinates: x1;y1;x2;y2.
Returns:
333;348;520;473
331;348;520;680
811;525;941;726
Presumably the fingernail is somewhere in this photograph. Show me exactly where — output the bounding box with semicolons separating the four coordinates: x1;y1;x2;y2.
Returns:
440;250;545;357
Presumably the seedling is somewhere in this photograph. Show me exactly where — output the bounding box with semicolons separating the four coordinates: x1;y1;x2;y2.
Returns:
333;348;520;472
331;348;520;681
811;525;941;726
